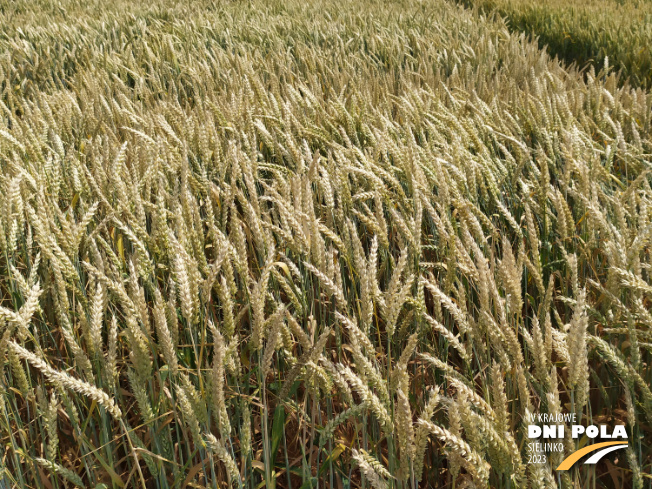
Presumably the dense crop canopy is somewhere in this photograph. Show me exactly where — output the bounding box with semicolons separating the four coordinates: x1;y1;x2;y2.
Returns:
0;0;650;487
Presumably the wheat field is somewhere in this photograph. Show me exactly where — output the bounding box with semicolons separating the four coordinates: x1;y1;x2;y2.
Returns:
458;0;652;89
0;0;650;488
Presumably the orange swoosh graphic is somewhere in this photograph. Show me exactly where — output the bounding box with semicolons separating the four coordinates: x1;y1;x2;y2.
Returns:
556;441;628;471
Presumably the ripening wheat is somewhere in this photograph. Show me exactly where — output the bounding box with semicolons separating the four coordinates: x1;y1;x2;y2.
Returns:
0;0;650;488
